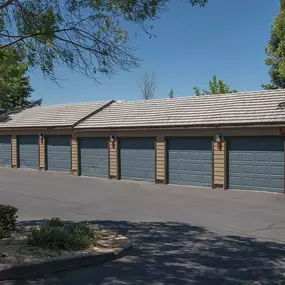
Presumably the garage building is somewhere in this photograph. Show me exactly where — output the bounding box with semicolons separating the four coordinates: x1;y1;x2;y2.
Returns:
0;89;285;194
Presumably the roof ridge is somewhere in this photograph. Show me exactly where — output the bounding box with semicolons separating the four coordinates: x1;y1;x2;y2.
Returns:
32;100;112;109
113;89;285;104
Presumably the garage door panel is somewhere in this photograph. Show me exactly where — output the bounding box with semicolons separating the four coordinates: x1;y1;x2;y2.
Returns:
229;152;240;161
243;165;255;173
191;153;201;160
202;175;212;184
191;163;201;171
202;163;212;172
202;152;212;160
256;178;269;187
120;139;155;182
168;138;212;187
0;136;11;167
228;137;284;193
47;136;70;172
271;165;283;175
271;153;284;163
255;165;269;175
242;152;255;162
18;136;38;169
80;138;108;178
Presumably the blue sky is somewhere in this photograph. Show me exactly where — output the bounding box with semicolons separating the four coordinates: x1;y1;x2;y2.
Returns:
29;0;280;105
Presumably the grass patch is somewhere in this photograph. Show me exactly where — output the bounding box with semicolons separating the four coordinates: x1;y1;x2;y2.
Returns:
27;218;99;251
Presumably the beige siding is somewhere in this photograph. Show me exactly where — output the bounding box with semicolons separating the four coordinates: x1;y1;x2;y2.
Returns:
71;136;79;176
39;137;45;170
156;138;166;182
11;135;17;168
213;141;226;188
109;140;118;178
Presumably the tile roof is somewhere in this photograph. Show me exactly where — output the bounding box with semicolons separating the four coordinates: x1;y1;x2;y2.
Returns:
0;101;113;128
75;89;285;129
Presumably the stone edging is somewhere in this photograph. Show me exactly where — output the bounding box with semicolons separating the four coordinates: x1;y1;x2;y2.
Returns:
0;239;132;281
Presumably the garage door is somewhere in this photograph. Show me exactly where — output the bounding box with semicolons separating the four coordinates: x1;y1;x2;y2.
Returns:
79;138;108;177
18;136;38;169
0;136;11;167
120;139;155;182
46;136;70;172
228;137;284;193
168;138;212;187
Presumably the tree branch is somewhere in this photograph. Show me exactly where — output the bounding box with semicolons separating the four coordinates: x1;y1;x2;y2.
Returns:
0;0;15;10
53;34;108;56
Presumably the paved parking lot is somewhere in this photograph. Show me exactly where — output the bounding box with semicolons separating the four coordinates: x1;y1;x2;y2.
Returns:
1;167;285;284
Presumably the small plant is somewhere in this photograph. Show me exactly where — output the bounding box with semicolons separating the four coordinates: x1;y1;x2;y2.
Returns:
27;218;99;251
0;205;18;238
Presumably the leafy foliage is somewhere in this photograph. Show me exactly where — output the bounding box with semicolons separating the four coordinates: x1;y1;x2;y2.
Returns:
27;218;99;251
0;0;207;81
193;75;237;96
0;48;41;110
168;88;174;98
264;0;285;89
0;204;18;238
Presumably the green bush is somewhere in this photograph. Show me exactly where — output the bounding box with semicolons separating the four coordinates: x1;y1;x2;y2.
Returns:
0;205;18;238
27;218;99;251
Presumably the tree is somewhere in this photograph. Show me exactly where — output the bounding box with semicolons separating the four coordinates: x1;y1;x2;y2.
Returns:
264;0;285;89
193;75;237;96
261;83;279;90
140;71;156;100
168;88;174;98
0;48;41;110
0;0;208;81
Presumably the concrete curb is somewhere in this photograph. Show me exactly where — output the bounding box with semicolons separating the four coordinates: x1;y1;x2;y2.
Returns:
0;240;132;281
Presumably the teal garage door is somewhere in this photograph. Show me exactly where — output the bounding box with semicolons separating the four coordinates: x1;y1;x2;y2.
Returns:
168;138;212;187
228;137;284;193
46;136;71;172
0;136;11;167
79;138;109;177
120;139;155;182
18;136;38;169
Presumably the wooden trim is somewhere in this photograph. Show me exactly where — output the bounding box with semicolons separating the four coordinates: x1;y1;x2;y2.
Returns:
76;137;79;176
77;138;81;176
164;141;167;184
44;137;47;170
117;139;120;180
10;135;12;168
155;141;157;183
224;141;227;190
44;136;48;170
16;136;19;168
108;140;111;179
38;136;40;170
69;136;72;174
74;122;285;132
212;141;215;189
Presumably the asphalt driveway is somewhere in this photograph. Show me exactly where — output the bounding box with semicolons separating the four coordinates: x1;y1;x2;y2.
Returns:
1;167;285;284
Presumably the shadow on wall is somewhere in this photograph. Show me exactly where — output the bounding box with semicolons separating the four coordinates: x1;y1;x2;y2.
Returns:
4;220;285;285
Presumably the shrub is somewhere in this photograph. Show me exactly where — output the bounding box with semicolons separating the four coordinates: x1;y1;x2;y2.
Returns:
27;218;99;251
0;205;18;238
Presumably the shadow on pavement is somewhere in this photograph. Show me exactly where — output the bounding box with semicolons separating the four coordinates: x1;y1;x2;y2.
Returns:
2;220;285;285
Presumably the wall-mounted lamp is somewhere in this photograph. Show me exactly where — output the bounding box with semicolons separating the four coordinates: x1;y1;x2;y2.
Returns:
39;134;44;145
110;136;116;149
215;134;222;142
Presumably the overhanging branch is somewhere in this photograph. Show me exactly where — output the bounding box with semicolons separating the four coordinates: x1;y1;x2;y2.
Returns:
0;0;15;10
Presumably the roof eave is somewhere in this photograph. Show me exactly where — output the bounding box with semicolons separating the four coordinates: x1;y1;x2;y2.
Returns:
74;121;285;132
